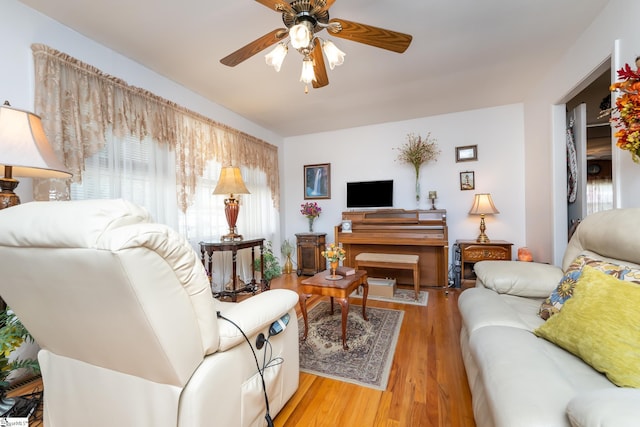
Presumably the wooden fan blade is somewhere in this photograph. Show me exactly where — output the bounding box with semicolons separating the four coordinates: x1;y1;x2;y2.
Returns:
220;28;288;67
328;18;412;53
311;0;336;13
311;38;329;88
255;0;295;14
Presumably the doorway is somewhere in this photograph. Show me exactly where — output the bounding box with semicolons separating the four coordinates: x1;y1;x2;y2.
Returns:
565;68;613;239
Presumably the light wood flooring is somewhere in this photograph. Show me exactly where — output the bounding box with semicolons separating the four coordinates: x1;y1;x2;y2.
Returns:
271;273;476;427
8;274;476;427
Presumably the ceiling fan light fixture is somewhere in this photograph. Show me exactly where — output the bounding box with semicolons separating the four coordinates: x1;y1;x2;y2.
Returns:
265;42;288;72
300;56;316;84
322;40;346;70
290;21;313;50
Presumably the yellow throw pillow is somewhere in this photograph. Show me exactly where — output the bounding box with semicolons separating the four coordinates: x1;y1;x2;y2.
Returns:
534;265;640;388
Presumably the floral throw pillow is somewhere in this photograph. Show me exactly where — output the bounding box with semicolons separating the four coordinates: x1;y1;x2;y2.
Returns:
538;255;640;320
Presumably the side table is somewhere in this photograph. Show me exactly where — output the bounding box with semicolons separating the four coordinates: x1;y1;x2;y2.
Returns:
295;232;326;276
456;239;513;287
199;238;265;302
299;269;369;350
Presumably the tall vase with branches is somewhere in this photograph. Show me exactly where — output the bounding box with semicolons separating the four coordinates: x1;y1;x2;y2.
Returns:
395;132;440;208
281;238;295;274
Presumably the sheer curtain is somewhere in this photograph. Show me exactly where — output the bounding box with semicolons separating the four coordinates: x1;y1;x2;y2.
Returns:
179;162;280;291
31;44;280;212
32;43;281;292
72;138;280;291
587;177;613;215
69;131;179;228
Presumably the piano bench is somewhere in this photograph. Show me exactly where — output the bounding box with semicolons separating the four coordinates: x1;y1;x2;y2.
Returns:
354;253;420;300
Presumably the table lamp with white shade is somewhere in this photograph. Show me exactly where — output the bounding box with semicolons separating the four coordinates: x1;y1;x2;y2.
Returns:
0;101;71;210
468;193;500;243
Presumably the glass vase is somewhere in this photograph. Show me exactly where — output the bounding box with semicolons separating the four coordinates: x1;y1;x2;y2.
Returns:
283;255;293;274
330;260;339;278
308;217;315;232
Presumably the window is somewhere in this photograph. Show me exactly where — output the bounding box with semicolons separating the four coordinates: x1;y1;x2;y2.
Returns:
71;130;280;291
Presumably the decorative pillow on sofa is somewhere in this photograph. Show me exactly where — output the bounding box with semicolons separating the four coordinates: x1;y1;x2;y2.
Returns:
534;266;640;388
538;255;640;320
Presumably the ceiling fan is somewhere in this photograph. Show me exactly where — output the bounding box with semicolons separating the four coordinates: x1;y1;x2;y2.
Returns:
220;0;413;92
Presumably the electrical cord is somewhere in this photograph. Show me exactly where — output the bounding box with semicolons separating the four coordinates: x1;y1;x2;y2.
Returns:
216;311;284;427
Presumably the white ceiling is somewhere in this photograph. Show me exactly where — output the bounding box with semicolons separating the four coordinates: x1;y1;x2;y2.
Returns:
19;0;610;137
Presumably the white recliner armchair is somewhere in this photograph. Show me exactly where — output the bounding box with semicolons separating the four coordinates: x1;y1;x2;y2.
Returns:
0;199;299;427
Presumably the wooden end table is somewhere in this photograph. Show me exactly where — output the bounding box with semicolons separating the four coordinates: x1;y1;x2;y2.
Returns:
199;238;265;302
299;269;368;350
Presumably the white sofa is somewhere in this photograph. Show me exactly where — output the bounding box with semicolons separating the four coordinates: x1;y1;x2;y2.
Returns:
459;208;640;427
0;199;299;427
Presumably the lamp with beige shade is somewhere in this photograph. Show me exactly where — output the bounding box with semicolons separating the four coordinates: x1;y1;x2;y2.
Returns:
213;166;250;241
469;193;500;243
0;101;71;210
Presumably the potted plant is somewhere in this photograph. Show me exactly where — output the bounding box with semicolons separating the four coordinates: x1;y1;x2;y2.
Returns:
253;241;282;286
281;239;295;274
0;308;40;415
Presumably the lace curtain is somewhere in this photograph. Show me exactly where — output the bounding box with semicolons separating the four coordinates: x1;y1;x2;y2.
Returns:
31;44;280;212
31;44;281;290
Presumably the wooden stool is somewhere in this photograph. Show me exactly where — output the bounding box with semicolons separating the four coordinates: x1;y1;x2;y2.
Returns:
354;253;420;300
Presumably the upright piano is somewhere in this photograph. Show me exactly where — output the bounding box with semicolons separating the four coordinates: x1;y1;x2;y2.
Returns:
335;209;449;288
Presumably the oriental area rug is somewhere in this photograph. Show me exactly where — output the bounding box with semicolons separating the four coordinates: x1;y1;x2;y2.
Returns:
350;288;429;306
298;301;404;390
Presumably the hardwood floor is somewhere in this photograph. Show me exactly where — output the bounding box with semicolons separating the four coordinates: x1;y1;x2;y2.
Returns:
271;273;476;427
7;274;476;427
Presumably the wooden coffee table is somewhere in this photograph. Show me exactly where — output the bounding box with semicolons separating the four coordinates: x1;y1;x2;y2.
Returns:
299;269;368;350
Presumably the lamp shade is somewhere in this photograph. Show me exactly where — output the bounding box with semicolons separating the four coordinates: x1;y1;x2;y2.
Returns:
289;22;313;50
299;57;316;84
469;193;500;215
0;103;71;179
212;166;250;195
322;40;346;70
265;43;288;72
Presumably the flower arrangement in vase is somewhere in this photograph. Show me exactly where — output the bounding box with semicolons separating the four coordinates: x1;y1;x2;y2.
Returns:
395;132;440;207
300;202;322;232
609;58;640;163
321;243;346;279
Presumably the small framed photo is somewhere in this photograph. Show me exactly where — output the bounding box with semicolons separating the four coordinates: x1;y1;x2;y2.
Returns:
304;163;331;199
460;171;475;190
456;145;478;162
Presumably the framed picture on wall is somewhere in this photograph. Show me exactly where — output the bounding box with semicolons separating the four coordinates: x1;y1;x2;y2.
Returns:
460;171;475;190
304;163;331;199
456;145;478;162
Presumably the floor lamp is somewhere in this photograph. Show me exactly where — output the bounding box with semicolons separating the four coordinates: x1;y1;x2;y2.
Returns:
468;193;500;243
213;166;250;241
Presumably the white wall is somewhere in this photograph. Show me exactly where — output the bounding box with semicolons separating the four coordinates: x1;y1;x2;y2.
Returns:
283;104;527;266
0;0;283;204
8;0;639;269
523;0;640;265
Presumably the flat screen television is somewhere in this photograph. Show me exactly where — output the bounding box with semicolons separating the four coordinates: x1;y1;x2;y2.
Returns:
346;180;393;208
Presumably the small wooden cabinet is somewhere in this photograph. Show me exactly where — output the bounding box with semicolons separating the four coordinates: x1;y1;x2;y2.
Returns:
457;239;512;287
296;233;326;276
